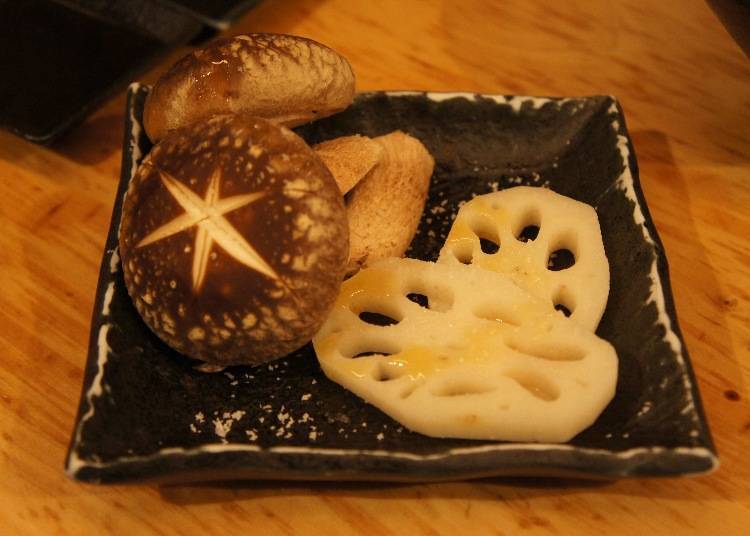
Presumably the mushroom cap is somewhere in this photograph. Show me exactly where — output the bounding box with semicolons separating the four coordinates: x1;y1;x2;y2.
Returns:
119;114;349;366
144;33;356;142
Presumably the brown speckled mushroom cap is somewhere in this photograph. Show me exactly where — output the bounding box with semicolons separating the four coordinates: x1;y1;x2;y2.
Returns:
144;33;356;142
119;114;349;367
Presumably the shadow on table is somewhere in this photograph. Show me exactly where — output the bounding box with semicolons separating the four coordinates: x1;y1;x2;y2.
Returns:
52;112;126;166
158;477;609;505
154;472;713;506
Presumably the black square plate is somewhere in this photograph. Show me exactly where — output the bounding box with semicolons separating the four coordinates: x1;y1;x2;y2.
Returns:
65;84;717;484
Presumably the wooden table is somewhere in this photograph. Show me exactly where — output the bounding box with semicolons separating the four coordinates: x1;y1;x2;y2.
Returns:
2;0;749;533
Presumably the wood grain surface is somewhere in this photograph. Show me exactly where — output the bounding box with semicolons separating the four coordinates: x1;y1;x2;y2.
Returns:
1;0;749;533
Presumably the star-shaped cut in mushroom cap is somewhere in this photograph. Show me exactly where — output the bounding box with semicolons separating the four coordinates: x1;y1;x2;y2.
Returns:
136;166;279;292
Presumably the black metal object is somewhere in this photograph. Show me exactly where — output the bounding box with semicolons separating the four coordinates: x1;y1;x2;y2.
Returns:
0;0;261;143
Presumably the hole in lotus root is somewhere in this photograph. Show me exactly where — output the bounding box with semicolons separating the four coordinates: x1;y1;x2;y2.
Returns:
469;216;500;255
430;378;497;397
552;286;577;318
548;249;576;271
450;242;473;265
372;362;406;382
473;303;521;326
512;207;542;243
517;225;540;243
504;370;560;401
479;238;500;255
351;351;394;359
405;282;454;313
340;337;401;360
506;335;585;362
547;232;578;271
350;296;403;324
406;293;429;308
358;311;400;327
